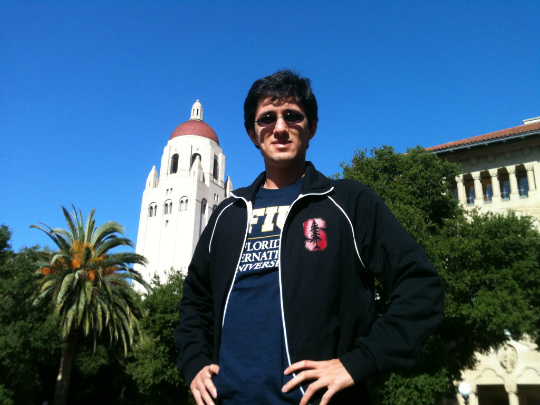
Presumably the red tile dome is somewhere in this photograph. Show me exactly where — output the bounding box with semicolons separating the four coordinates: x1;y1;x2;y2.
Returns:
170;120;219;145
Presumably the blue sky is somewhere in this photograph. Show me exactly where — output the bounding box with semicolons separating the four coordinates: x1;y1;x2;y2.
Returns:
1;1;539;251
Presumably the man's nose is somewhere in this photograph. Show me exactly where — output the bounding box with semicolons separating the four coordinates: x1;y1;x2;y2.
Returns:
274;116;288;133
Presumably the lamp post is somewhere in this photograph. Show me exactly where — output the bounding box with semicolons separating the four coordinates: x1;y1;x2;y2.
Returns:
458;382;473;405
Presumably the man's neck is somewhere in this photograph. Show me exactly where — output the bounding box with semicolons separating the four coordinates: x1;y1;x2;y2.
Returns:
263;162;306;189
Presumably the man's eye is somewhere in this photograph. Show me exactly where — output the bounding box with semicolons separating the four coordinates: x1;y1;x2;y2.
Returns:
258;115;277;125
283;112;305;123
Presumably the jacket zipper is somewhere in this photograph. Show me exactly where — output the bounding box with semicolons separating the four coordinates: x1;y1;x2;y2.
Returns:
220;196;252;327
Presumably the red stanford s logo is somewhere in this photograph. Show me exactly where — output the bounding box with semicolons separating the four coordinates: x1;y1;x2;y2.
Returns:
303;218;327;251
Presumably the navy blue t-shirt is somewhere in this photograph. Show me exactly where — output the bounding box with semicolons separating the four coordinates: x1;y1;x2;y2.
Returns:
214;178;304;405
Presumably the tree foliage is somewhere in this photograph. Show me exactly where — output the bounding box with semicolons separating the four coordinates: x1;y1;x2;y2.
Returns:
340;145;461;245
31;206;149;405
339;146;540;404
0;225;59;405
126;270;193;404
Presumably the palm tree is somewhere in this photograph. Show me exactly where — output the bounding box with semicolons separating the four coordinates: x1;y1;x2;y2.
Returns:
32;206;149;405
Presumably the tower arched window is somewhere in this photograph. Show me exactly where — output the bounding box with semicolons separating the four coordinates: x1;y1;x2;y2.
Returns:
199;198;207;236
170;153;179;174
179;196;188;212
213;155;219;180
164;200;173;215
191;153;202;169
148;203;157;218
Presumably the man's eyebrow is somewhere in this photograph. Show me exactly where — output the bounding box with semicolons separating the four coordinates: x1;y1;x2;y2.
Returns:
258;108;302;116
283;108;302;113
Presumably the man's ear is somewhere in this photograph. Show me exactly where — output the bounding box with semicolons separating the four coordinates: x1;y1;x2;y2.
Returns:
247;129;261;150
308;121;317;141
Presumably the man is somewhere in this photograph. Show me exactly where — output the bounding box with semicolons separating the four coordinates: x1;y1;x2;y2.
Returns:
174;70;444;405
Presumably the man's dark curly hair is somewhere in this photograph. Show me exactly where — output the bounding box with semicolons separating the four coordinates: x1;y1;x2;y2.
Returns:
244;69;318;133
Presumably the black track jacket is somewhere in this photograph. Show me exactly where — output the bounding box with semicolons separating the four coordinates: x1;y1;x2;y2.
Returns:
174;162;444;404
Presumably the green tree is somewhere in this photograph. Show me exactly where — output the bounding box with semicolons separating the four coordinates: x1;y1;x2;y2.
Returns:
66;342;141;405
126;270;193;404
0;225;59;405
339;146;540;404
31;206;149;405
339;145;461;245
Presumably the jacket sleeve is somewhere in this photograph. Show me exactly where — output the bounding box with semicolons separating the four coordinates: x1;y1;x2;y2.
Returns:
338;183;444;383
173;213;217;386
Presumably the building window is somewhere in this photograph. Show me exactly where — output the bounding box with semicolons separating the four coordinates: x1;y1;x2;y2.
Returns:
170;154;179;174
464;178;475;206
200;198;207;236
201;199;207;215
179;197;188;212
517;170;529;198
191;153;202;168
164;201;172;215
499;173;510;200
213;155;219;180
481;176;493;203
148;203;157;217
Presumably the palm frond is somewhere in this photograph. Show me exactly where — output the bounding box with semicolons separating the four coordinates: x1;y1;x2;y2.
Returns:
64;304;77;338
91;222;126;248
61;206;79;243
57;273;75;309
31;223;72;252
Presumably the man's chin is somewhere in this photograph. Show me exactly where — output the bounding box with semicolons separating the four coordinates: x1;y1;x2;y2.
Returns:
263;154;306;168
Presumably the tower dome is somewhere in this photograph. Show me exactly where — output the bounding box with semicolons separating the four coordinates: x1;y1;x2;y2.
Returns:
170;100;219;145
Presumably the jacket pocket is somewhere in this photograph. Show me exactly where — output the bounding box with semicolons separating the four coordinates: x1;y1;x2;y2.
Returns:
289;334;337;364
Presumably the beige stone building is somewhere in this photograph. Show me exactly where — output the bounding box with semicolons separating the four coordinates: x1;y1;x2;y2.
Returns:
426;117;540;405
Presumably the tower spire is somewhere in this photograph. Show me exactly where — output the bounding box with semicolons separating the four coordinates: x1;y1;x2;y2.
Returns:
190;100;203;121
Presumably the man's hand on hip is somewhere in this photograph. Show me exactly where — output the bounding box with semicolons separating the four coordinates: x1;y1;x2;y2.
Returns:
190;364;220;405
282;359;354;405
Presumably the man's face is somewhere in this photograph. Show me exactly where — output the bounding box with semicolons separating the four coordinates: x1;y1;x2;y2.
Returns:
248;98;317;171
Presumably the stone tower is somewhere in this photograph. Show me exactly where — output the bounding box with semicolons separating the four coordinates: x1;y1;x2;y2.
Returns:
134;100;232;282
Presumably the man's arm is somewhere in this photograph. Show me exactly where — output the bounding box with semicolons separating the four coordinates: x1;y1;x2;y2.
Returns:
339;186;444;383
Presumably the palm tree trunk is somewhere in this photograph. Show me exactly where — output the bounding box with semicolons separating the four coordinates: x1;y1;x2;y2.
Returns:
53;329;78;405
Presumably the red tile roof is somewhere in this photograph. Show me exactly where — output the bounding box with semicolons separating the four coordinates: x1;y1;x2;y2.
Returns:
426;120;540;152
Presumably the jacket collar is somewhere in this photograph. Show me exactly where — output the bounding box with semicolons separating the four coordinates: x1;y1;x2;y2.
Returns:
231;161;332;202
